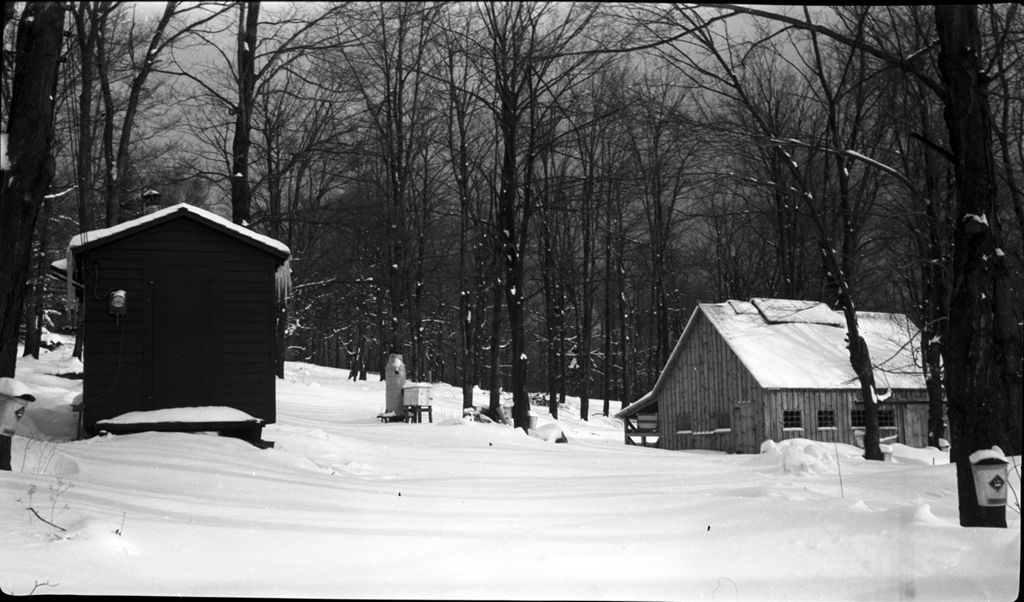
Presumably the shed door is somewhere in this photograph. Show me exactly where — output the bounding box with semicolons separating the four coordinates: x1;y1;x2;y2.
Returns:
151;263;213;409
733;401;757;453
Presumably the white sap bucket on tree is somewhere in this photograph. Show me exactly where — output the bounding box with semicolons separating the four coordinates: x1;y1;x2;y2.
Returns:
969;447;1010;507
385;354;406;416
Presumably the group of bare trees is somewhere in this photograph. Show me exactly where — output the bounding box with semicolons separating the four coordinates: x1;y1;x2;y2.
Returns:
2;2;1021;525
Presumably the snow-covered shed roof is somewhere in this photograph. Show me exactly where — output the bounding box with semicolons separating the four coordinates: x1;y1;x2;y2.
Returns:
616;298;926;418
67;202;290;257
60;203;291;309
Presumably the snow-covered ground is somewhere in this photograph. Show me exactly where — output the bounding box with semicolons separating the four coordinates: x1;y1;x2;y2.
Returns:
1;341;1020;600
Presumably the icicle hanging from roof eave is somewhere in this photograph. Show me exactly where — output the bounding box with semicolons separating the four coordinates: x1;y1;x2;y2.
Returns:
275;257;292;304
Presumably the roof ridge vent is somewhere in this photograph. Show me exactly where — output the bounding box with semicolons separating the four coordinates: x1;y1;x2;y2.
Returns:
750;297;844;327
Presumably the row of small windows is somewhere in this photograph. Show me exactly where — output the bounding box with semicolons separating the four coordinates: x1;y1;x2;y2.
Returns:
783;408;896;430
675;408;898;432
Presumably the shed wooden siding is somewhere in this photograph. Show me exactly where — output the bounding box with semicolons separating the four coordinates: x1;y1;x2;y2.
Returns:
81;217;278;428
658;311;764;453
216;256;277;414
82;255;146;405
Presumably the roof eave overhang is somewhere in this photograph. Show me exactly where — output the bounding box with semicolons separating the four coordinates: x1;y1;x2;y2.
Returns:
71;206;290;263
614;305;705;419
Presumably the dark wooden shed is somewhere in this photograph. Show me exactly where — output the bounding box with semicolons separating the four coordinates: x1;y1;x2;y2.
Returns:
616;298;937;453
61;203;290;439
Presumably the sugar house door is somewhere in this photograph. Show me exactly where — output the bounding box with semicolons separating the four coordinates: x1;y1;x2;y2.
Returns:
150;261;214;409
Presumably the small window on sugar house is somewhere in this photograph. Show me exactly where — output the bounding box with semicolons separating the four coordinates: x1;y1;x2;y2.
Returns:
782;409;803;431
715;411;732;432
675;412;693;434
817;409;837;430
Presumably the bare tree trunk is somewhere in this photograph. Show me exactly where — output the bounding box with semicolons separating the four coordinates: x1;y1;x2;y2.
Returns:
540;191;559;420
618;235;631;405
23;195;54;359
448;77;476;407
488;271;503;418
452;146;477;393
231;1;259;225
493;70;527;429
0;1;64;375
359;338;369;381
0;1;65;470
71;2;108;233
919;159;950;450
603;199;614;416
22;252;40;360
96;26;117;225
910;80;952;451
935;4;1019;528
578;164;595;421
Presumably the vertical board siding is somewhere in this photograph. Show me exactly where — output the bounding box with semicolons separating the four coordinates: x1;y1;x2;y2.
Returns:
215;261;276;421
81;216;281;430
658;312;763;453
900;403;931;444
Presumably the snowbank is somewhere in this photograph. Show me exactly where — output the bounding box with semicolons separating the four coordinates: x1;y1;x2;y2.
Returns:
96;406;259;425
758;438;847;474
0;345;1019;601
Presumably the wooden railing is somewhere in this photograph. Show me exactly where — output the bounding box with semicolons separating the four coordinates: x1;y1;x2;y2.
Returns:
624;412;659;447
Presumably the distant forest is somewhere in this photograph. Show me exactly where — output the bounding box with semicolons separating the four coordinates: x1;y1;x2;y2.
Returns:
5;3;1022;423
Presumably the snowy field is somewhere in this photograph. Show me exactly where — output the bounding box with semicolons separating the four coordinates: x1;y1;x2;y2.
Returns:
1;341;1020;600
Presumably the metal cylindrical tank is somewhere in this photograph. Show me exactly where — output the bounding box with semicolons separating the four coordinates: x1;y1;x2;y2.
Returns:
384;354;406;416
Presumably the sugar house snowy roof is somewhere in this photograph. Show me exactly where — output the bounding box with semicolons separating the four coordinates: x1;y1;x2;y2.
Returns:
707;298;925;390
